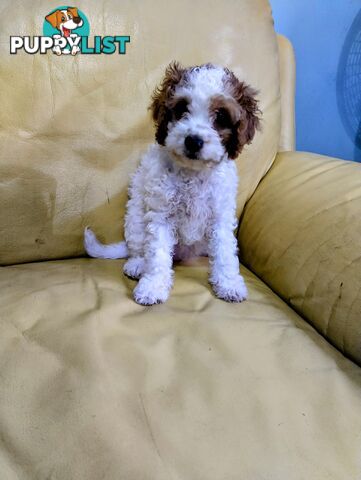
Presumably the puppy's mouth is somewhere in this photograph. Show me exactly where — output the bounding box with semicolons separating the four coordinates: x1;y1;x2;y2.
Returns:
184;151;199;160
62;27;71;37
171;151;214;171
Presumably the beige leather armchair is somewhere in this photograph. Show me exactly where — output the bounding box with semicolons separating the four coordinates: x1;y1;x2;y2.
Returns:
0;1;360;479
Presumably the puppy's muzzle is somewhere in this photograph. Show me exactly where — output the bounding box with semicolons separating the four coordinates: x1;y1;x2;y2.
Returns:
184;135;204;159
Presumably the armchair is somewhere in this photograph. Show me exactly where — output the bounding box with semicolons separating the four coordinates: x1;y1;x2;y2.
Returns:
0;1;360;479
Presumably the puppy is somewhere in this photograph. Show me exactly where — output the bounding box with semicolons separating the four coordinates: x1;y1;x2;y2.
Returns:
84;62;261;305
45;7;83;56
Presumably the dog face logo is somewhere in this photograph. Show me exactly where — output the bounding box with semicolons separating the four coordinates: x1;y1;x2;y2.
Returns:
45;7;83;38
44;6;88;56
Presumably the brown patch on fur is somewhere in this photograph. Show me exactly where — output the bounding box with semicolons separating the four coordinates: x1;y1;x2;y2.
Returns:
223;69;261;159
210;95;242;157
211;95;242;124
149;62;186;145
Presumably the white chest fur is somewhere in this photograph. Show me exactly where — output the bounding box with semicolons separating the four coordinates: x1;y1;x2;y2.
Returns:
136;145;237;250
170;173;213;245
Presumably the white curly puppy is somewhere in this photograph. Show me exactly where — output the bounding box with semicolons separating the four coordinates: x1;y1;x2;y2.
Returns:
84;62;261;305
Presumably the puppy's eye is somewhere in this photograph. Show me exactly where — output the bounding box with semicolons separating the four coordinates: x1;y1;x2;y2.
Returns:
61;16;66;21
68;14;72;19
173;99;189;120
215;108;232;129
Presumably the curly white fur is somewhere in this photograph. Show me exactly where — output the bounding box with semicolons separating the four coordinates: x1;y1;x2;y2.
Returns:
84;64;256;305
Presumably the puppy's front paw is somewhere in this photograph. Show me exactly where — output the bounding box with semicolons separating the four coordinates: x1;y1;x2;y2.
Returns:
123;257;144;280
211;274;248;303
133;277;170;306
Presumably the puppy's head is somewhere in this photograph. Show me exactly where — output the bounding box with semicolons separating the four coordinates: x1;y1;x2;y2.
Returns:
45;7;83;35
150;62;261;170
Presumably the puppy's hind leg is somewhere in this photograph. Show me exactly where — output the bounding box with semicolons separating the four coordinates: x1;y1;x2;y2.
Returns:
123;256;145;280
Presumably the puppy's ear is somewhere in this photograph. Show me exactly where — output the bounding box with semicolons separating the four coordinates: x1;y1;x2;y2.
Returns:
45;10;60;28
225;70;261;159
149;61;185;145
238;83;261;145
68;7;79;17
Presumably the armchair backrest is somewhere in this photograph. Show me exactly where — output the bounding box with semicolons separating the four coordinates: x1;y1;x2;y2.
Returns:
277;35;296;152
0;0;281;265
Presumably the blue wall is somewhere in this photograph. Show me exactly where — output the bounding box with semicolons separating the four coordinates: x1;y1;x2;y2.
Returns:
270;0;361;161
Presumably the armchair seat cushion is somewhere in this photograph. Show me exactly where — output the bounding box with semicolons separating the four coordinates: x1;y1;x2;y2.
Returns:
0;257;360;479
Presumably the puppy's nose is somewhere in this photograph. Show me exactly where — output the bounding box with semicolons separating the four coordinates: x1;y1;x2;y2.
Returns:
184;135;204;157
73;16;82;24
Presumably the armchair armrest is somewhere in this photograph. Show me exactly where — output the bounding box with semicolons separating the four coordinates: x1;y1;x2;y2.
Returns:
238;151;361;366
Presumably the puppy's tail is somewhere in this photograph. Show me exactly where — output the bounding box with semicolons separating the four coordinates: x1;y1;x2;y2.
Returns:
84;227;128;259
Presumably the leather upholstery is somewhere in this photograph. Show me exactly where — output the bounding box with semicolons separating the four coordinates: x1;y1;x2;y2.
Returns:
0;258;360;479
277;35;296;151
239;151;361;366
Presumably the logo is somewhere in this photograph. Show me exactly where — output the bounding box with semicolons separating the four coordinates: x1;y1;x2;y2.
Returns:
10;6;130;56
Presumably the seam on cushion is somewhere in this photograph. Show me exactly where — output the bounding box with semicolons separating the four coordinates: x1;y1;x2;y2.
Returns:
325;294;341;349
300;261;322;307
273;163;358;201
301;197;361;224
279;163;351;193
242;252;361;366
342;284;361;353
